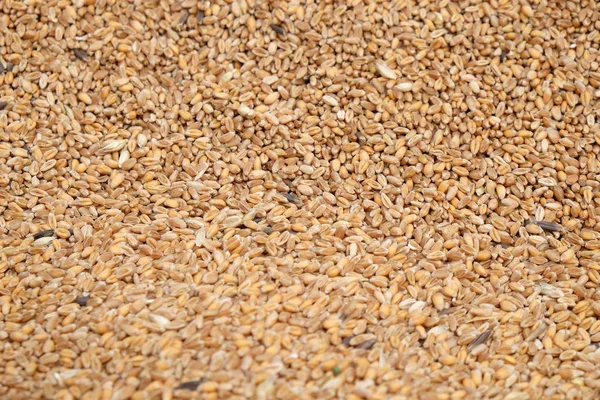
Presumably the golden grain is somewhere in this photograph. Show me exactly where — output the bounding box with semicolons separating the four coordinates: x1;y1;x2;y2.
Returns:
0;0;599;399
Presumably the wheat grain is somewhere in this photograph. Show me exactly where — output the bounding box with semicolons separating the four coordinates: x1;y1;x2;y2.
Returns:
0;0;599;399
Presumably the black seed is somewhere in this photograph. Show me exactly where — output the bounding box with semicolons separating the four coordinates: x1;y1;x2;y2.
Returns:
264;226;273;234
280;192;300;203
179;11;189;25
271;24;285;34
341;336;353;345
176;379;205;390
196;10;204;23
355;339;376;350
74;296;91;306
439;306;458;316
32;229;55;240
73;48;89;61
533;220;564;233
0;63;4;74
500;51;507;62
468;329;493;350
0;102;8;111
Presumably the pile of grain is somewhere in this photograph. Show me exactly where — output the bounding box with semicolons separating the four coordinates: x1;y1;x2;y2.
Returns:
1;0;600;399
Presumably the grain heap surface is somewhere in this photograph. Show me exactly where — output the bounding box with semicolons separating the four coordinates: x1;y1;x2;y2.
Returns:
1;0;600;399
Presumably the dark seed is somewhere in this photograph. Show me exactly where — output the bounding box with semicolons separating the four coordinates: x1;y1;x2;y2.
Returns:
73;48;89;61
0;102;8;111
356;131;367;143
281;192;300;203
196;10;204;23
341;336;353;345
332;365;342;376
32;229;55;240
263;226;273;234
439;306;459;316
500;51;507;62
271;24;285;34
355;339;376;350
533;220;564;233
176;379;205;390
468;329;493;350
253;217;263;223
179;11;189;25
74;296;91;306
0;62;4;74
